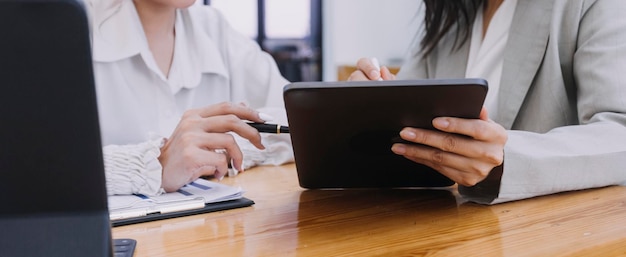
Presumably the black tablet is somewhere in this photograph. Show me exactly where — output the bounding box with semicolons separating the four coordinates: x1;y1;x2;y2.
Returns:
284;78;488;189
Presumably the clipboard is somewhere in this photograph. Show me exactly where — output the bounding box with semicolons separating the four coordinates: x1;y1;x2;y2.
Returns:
108;178;255;226
110;198;254;227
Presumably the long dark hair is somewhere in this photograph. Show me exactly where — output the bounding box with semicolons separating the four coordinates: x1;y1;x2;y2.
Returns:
420;0;483;56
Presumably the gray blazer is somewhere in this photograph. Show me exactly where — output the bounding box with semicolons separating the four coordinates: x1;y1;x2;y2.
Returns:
397;0;626;204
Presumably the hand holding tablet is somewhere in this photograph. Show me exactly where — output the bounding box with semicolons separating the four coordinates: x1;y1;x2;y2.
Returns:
283;79;488;189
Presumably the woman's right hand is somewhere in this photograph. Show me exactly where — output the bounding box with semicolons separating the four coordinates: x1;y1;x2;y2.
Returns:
348;58;397;81
158;102;266;192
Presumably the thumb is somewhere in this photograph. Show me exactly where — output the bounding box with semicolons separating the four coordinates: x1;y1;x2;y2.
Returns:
479;106;490;121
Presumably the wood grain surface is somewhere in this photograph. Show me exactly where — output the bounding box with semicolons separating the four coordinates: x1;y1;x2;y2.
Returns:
113;164;626;257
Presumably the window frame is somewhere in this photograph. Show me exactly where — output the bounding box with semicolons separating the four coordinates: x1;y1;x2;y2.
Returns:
204;0;323;81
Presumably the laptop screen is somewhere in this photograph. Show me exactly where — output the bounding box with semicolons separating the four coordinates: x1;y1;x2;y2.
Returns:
0;0;113;256
0;0;107;215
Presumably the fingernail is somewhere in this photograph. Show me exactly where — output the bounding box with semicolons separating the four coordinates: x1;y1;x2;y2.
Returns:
371;57;380;68
259;112;274;122
228;168;238;177
370;70;380;80
434;118;450;128
236;158;245;173
400;130;417;140
228;159;239;177
392;145;406;154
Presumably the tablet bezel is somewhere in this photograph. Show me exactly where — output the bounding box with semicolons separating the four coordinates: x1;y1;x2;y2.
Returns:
284;78;488;189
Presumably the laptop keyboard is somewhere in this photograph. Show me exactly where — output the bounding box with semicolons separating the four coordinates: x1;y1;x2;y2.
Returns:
114;238;137;257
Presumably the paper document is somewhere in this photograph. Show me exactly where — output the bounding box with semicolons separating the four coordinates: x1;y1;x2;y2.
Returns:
108;179;244;221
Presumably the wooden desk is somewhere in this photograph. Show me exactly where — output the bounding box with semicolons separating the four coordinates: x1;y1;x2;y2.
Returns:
113;164;626;256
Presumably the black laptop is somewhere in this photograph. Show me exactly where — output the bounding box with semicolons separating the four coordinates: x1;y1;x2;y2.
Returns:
0;1;133;256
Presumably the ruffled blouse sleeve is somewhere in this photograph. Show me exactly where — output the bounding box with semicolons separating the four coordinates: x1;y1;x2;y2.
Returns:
102;138;165;196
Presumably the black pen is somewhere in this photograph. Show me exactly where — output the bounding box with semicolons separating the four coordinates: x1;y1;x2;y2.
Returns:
247;122;290;134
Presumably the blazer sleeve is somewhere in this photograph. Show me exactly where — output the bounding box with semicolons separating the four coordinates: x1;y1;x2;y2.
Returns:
461;0;626;204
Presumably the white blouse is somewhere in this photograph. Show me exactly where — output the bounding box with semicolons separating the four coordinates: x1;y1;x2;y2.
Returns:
465;0;517;119
84;0;293;196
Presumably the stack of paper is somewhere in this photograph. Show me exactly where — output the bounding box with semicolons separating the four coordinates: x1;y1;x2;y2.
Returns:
108;179;243;221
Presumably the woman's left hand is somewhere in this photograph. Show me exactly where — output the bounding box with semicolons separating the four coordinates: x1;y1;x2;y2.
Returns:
391;107;507;186
348;57;397;81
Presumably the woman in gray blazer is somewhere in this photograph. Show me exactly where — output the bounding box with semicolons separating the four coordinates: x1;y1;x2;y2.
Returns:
351;0;626;204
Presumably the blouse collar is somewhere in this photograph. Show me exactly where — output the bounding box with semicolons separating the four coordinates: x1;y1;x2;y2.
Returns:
90;1;229;89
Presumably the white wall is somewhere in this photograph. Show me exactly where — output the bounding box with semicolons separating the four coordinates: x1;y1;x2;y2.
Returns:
322;0;423;81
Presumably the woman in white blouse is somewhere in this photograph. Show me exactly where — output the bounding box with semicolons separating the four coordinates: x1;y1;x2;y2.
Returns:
84;0;293;196
350;0;626;204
